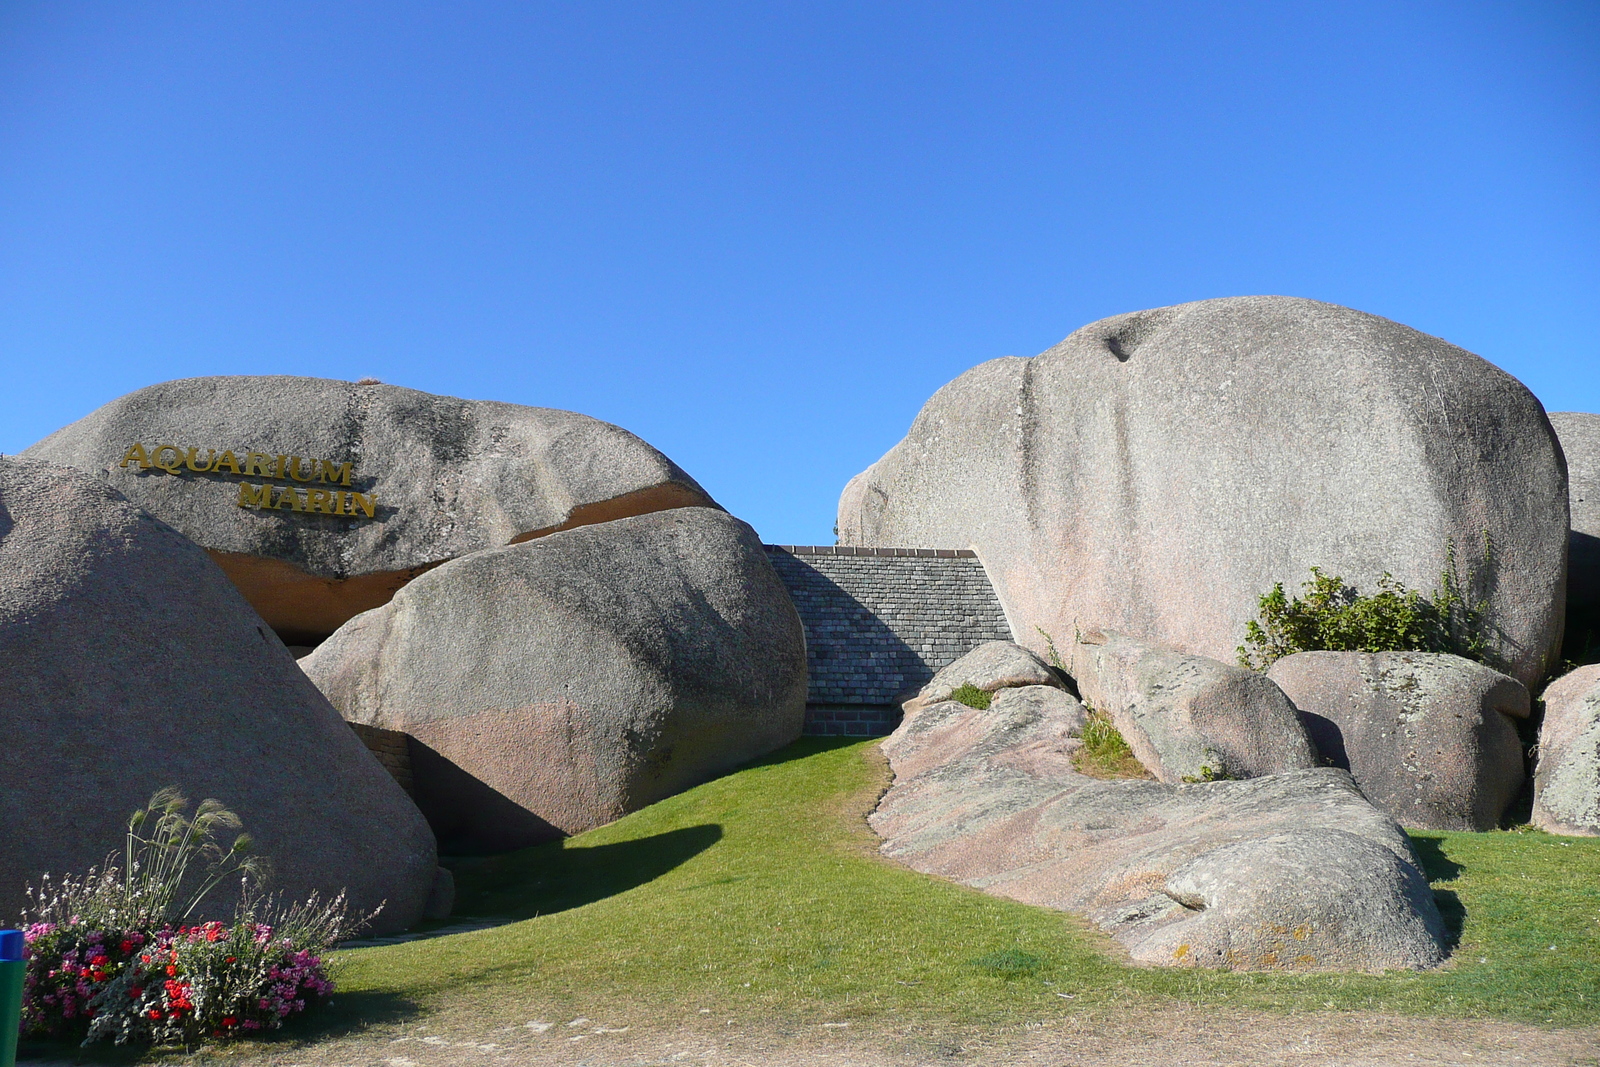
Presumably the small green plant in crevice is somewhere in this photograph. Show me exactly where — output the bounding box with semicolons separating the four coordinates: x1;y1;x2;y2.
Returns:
1035;625;1069;673
1072;706;1149;780
1237;535;1497;672
948;684;992;710
1180;764;1240;784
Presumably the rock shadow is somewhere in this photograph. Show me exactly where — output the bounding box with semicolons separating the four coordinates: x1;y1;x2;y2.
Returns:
408;739;565;855
446;824;723;921
1408;833;1466;950
1297;711;1350;769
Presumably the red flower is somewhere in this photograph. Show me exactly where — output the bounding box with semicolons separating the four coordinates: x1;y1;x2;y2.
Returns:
222;1016;237;1027
165;965;176;977
148;1009;162;1020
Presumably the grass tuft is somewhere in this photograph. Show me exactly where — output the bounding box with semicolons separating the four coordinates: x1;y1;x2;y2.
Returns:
949;684;992;710
1073;710;1149;779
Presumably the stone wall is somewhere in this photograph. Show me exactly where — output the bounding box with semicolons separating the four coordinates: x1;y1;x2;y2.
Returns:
349;722;415;796
763;546;1014;733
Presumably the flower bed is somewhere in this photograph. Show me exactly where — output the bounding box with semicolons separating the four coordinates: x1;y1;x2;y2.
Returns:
14;789;368;1048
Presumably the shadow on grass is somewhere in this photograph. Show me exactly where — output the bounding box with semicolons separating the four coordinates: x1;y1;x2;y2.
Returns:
447;823;724;920
1409;834;1466;950
13;991;420;1063
741;735;874;769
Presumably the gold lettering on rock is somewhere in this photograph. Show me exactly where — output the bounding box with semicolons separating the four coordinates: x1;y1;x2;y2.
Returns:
237;482;271;509
314;459;353;486
119;442;381;521
150;445;184;473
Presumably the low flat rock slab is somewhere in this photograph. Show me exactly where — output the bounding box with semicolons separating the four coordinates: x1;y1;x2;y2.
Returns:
871;694;1447;972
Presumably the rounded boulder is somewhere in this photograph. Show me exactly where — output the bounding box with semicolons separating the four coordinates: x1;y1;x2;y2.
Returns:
302;506;808;852
0;458;437;933
23;376;715;644
838;297;1568;689
1268;650;1529;831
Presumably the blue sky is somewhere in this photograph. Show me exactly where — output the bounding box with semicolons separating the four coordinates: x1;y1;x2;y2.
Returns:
2;2;1596;545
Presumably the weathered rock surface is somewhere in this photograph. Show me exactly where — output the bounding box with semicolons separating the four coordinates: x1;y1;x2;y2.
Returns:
0;458;436;933
838;297;1568;689
1267;651;1529;831
990;685;1089;735
871;692;1448;971
1070;631;1316;783
1551;412;1600;638
23;376;716;643
302;507;807;852
1532;664;1600;836
909;640;1060;710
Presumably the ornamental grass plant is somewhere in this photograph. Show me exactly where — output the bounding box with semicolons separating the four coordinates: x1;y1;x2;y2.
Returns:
16;788;369;1047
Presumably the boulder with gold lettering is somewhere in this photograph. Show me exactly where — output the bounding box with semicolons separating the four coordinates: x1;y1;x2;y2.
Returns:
0;457;437;932
301;506;808;852
23;376;716;645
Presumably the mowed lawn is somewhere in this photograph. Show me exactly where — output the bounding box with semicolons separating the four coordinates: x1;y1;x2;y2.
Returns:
332;738;1600;1035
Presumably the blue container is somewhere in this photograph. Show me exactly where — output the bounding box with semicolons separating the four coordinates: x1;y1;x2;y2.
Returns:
0;928;24;1067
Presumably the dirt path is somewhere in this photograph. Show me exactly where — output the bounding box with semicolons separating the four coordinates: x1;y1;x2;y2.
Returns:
26;1009;1593;1067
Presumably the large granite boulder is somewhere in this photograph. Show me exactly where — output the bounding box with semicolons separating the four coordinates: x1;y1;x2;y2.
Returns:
302;507;807;852
1070;630;1317;783
1551;412;1600;646
1532;664;1600;836
1267;651;1529;831
0;458;436;933
908;640;1060;710
23;376;716;643
872;692;1447;971
837;297;1568;689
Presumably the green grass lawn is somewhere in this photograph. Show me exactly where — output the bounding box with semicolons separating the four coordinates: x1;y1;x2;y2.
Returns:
331;738;1600;1036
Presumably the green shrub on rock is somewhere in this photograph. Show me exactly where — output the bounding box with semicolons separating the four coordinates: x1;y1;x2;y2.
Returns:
1237;539;1493;671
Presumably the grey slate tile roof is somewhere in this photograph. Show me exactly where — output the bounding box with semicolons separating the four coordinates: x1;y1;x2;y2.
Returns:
763;545;1014;707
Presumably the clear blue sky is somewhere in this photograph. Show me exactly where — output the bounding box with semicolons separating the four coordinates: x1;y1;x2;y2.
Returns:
2;2;1596;545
